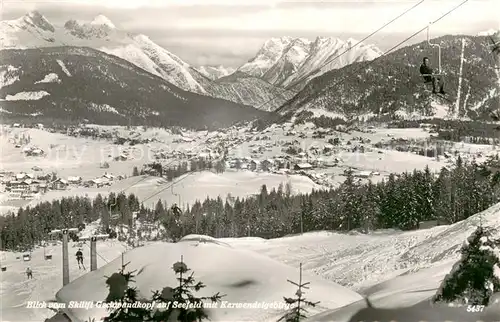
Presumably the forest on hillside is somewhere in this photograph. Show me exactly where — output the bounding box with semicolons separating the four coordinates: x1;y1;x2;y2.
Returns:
2;156;500;251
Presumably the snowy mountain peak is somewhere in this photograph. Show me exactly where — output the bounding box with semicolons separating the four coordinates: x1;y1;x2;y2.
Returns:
258;36;294;57
90;15;116;29
22;10;54;32
346;37;359;46
313;36;341;46
196;65;235;80
237;36;295;77
266;36;293;45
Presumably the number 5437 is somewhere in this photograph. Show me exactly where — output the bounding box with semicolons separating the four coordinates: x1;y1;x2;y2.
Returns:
466;305;485;313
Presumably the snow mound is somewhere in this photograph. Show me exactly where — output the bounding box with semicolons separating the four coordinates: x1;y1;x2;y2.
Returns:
4;91;49;100
35;73;60;84
56;242;362;322
178;234;232;247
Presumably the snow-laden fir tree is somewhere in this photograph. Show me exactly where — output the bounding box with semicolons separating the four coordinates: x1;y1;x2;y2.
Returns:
103;262;151;321
150;255;224;322
104;256;224;321
433;225;500;305
278;263;319;322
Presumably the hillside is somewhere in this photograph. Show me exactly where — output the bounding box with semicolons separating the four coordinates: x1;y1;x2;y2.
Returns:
0;11;289;111
237;36;381;91
0;47;270;129
277;35;497;121
55;240;362;322
190;70;296;112
212;71;296;111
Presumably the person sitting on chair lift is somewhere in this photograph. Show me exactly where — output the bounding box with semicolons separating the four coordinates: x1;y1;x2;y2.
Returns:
420;57;445;95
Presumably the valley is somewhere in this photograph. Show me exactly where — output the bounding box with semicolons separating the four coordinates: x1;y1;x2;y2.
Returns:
2;120;495;216
1;2;499;322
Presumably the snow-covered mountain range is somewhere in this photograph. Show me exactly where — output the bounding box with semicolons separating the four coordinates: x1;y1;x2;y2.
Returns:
1;11;384;113
277;35;497;121
0;11;292;110
0;46;269;129
237;36;382;91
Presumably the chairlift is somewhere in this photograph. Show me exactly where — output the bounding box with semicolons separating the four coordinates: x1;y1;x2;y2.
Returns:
420;22;443;79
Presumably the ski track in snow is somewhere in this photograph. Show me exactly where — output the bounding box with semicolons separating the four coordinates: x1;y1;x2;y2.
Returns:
56;60;71;77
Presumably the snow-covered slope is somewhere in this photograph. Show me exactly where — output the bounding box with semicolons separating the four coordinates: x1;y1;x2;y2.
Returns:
55;239;362;322
4;201;500;321
281;37;382;90
224;202;500;321
196;65;235;80
204;71;296;111
0;11;289;110
237;36;381;91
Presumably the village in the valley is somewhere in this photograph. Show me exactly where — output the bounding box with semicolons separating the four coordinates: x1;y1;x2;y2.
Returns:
0;119;493;216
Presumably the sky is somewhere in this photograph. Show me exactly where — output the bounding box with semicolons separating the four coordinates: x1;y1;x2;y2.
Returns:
1;0;498;67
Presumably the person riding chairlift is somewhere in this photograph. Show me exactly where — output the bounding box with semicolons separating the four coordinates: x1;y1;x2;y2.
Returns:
419;56;446;95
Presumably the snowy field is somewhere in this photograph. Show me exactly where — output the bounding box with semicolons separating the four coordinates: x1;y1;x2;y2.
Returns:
2;124;497;215
0;171;321;215
2;202;500;321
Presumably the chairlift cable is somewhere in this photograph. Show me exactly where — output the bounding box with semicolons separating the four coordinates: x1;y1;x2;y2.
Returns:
276;0;470;114
314;0;427;75
83;242;109;264
256;0;427;112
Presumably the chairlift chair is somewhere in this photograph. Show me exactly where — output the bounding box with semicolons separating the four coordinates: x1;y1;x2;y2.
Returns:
421;22;442;79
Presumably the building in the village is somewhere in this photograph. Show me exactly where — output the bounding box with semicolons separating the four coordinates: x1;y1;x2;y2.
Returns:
51;178;68;190
260;159;275;172
67;176;82;184
249;160;260;171
294;163;313;171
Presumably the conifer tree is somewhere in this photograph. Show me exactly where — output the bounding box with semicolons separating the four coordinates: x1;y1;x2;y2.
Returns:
103;262;151;321
104;257;224;321
278;263;319;322
433;225;500;305
150;255;224;322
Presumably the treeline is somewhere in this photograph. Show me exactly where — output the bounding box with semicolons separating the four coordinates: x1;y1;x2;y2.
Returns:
136;159;225;179
389;119;500;143
2;157;500;251
373;138;454;158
